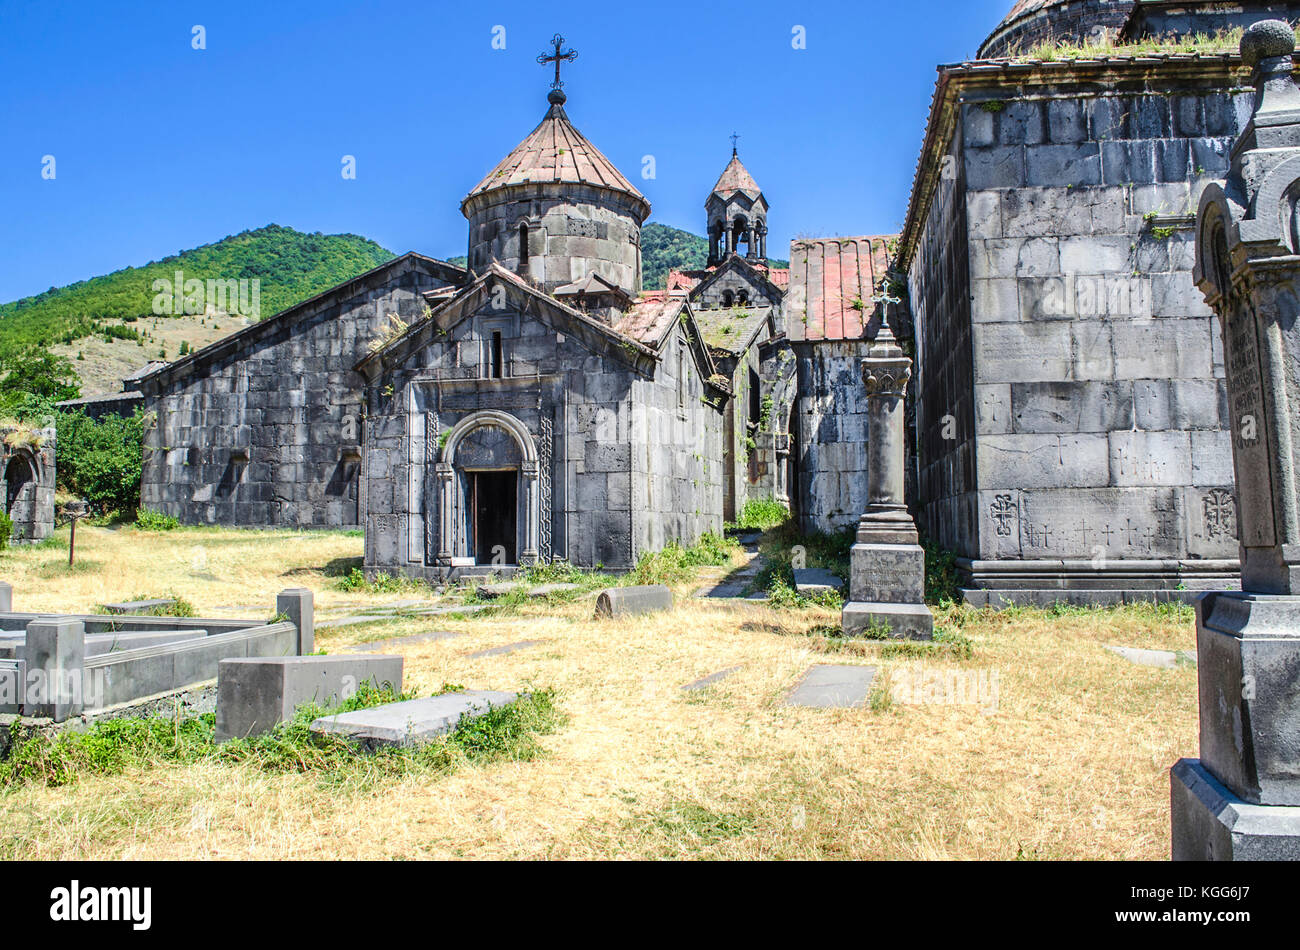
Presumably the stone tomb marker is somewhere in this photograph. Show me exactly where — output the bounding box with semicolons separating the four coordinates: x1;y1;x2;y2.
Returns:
783;664;877;709
1173;19;1300;860
311;690;518;748
841;324;934;640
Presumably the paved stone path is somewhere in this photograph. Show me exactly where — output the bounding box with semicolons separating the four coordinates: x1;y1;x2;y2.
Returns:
783;664;877;708
694;536;767;599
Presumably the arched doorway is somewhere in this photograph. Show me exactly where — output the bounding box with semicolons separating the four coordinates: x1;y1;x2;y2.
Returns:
4;453;35;538
434;411;539;568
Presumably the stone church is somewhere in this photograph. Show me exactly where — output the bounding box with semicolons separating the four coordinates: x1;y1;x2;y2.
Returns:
129;3;1300;596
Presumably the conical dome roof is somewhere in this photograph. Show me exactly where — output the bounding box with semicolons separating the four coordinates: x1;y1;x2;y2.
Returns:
462;95;649;219
710;151;762;200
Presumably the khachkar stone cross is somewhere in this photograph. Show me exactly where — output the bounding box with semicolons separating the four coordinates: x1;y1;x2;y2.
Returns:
1173;19;1300;861
840;322;934;640
537;34;577;104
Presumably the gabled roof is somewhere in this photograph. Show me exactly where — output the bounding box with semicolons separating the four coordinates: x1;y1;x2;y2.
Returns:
356;263;658;377
665;259;789;298
694;306;774;357
710;151;763;201
461;99;649;219
137;252;466;391
689;254;788;307
786;237;892;342
554;270;632;304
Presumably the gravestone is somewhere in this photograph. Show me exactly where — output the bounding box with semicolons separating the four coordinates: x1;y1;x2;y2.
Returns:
310;690;518;748
783;664;877;708
841;324;934;640
1174;19;1300;860
595;585;673;618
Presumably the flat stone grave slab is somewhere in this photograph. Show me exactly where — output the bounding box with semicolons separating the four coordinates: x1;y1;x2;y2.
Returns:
784;664;877;708
344;630;462;653
1105;644;1197;669
682;666;743;691
528;583;582;598
476;582;523;599
100;598;176;615
311;690;518;747
216;654;404;742
355;600;433;614
468;639;545;659
794;568;845;596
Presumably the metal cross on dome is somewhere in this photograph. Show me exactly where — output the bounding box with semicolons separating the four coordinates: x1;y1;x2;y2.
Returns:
730;132;740;154
537;34;578;90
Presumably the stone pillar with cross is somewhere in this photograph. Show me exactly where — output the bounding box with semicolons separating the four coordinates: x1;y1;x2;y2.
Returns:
841;323;934;640
1172;19;1300;861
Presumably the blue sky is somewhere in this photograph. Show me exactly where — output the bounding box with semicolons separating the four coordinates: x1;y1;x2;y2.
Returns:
0;0;1010;302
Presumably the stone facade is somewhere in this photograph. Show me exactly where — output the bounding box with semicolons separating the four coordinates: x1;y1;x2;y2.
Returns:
898;52;1253;590
137;255;462;527
357;266;725;578
1;427;55;543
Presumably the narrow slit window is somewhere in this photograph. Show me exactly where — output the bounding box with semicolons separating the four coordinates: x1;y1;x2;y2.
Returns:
491;331;504;378
518;223;529;275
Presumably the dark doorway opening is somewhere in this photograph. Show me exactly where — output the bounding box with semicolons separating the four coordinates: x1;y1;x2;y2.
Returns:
5;455;33;521
471;470;517;565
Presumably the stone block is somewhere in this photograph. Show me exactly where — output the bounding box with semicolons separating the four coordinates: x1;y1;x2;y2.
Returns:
595;585;673;619
1047;99;1086;143
783;664;878;708
311;690;518;748
214;654;404;742
24;618;86;721
977;433;1109;489
972;323;1074;382
1194;593;1300;806
1172;759;1300;860
965;147;1025;189
1108;430;1191;487
1011;381;1133;433
841;601;934;641
793;568;844;597
1026;143;1100;187
1191;429;1235;487
966;191;1002;238
0;582;10;613
849;542;926;605
277;588;314;655
976;384;1012;435
971;278;1019;322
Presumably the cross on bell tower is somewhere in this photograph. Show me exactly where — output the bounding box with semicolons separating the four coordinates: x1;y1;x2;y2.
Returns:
537;34;578;105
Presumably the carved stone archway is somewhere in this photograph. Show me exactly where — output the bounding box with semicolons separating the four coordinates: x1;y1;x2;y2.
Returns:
434;410;539;567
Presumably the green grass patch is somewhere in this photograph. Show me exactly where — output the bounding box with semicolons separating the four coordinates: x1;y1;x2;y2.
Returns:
0;682;564;791
631;532;739;585
726;498;790;532
134;507;180;531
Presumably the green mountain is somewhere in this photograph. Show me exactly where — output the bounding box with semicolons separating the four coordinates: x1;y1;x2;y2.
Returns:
0;225;397;360
641;222;789;291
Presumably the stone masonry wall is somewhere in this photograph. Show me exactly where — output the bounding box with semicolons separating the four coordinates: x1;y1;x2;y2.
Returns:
631;328;726;558
142;260;455;528
793;339;874;534
362;297;722;576
909;124;978;558
465;185;643;296
951;80;1248;582
1;428;56;542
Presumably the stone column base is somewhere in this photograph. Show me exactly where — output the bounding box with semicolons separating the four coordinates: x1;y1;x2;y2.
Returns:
1171;759;1300;860
842;601;934;640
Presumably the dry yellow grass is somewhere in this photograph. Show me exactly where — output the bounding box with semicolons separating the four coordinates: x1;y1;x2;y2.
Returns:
0;525;1198;860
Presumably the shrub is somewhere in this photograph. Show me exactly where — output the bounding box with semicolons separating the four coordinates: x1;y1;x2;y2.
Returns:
134;507;179;531
728;498;790;532
0;512;12;551
632;532;739;585
53;409;145;515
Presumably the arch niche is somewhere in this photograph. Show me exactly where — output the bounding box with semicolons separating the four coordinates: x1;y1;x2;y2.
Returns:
4;452;36;538
434;410;539;567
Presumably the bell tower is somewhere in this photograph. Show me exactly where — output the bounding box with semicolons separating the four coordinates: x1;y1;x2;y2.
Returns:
706;135;769;266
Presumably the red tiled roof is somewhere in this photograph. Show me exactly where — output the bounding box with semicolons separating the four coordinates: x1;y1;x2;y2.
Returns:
666;269;705;293
710;153;762;199
462;101;648;216
786;236;893;342
615;297;685;346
